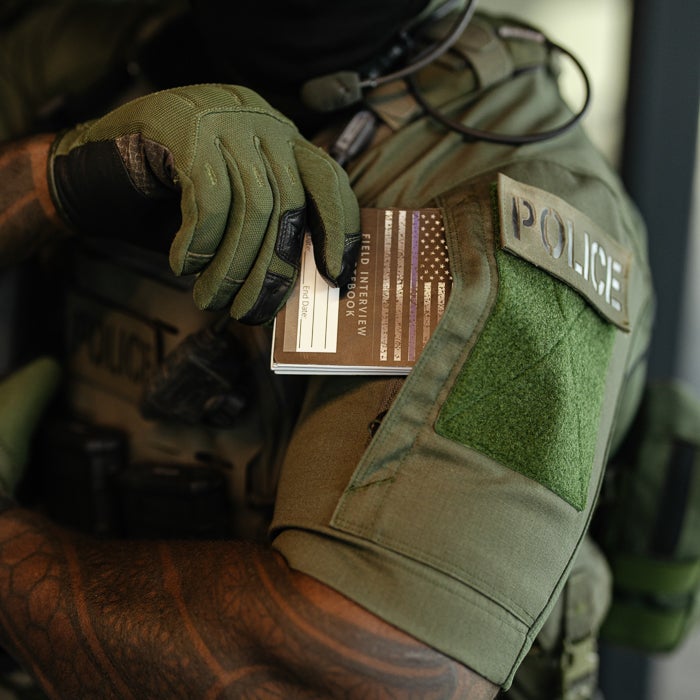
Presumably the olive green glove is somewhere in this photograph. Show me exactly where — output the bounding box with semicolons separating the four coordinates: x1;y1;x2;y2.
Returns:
0;357;61;496
49;84;361;324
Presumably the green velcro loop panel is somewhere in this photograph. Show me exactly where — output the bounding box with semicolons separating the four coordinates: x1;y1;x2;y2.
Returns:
601;600;690;652
610;553;700;597
435;250;615;511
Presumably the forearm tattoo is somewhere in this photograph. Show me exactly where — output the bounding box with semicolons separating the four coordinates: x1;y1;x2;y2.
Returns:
0;509;497;699
0;135;65;265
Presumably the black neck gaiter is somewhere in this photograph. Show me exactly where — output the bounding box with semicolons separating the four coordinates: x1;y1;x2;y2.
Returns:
190;1;429;97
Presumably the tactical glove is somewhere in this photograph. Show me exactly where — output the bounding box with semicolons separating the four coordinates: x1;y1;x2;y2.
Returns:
0;357;61;496
48;84;361;324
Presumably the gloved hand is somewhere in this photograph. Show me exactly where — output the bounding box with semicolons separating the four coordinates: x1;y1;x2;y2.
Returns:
0;357;61;496
48;84;361;324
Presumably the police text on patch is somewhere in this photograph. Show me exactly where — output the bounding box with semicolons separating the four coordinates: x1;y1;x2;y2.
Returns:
497;174;631;331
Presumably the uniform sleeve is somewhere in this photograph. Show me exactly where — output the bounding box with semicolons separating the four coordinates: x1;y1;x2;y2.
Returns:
271;161;653;687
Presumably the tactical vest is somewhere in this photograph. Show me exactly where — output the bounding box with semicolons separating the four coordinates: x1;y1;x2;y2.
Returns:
36;241;302;543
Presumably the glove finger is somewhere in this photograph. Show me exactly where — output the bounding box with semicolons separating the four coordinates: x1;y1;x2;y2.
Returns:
169;137;235;276
229;204;305;323
192;139;276;310
228;139;307;324
294;141;361;287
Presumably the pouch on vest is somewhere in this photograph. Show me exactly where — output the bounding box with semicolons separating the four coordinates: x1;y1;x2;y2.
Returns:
592;381;700;652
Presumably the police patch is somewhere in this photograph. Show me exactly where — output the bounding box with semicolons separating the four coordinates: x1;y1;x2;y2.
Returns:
497;174;631;331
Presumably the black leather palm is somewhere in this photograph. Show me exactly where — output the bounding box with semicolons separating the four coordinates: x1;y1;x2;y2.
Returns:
52;138;181;252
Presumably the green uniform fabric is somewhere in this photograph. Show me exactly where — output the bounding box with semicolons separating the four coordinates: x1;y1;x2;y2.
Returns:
503;536;612;700
270;12;654;688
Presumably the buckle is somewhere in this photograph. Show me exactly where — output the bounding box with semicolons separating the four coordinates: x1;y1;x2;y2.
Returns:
560;636;598;700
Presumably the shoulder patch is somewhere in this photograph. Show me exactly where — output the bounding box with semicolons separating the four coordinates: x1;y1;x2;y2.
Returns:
497;173;631;331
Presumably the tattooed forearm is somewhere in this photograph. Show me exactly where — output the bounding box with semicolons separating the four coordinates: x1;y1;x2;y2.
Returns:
0;508;497;699
0;134;67;265
248;553;498;700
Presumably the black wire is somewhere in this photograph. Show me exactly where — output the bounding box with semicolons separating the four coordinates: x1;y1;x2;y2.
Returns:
358;0;479;89
407;30;592;145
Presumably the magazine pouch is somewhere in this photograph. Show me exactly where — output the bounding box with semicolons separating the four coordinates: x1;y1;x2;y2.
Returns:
594;381;700;652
